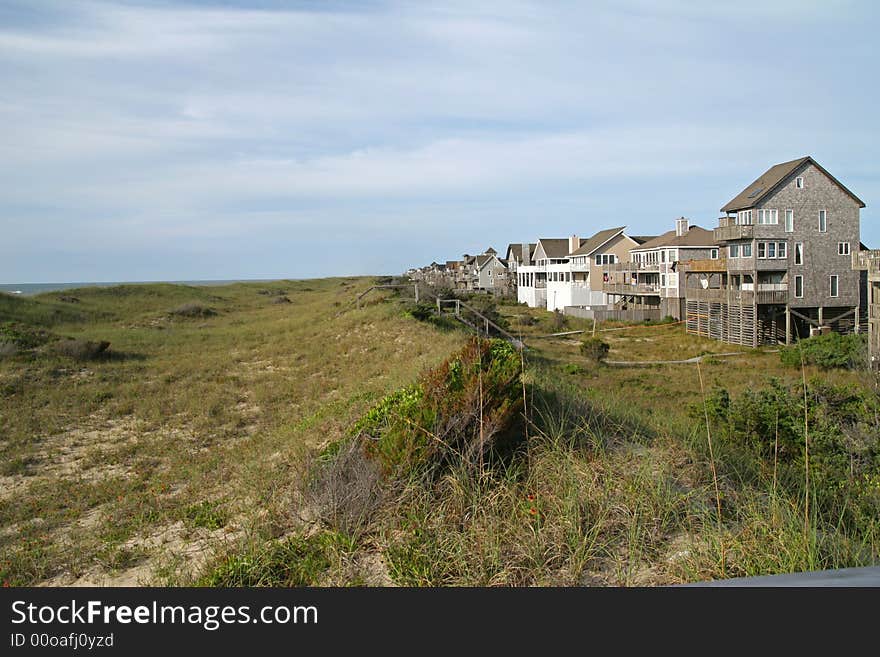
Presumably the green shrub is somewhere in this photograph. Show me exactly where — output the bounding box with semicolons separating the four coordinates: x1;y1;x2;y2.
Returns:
780;332;866;369
351;338;522;475
404;302;436;322
580;336;610;362
201;532;352;586
0;322;53;350
50;339;111;361
169;302;217;318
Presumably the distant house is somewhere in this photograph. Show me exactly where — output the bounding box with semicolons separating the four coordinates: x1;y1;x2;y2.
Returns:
515;237;570;308
505;243;536;279
683;156;865;346
561;227;647;312
474;252;509;293
515;228;647;312
601;218;716;320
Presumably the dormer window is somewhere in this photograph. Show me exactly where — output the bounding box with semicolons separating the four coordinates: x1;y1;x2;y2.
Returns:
796;177;804;189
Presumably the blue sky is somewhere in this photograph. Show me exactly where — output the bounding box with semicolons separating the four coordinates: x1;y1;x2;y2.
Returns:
1;0;878;282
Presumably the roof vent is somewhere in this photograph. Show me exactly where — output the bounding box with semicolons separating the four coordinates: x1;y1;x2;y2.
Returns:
747;187;764;199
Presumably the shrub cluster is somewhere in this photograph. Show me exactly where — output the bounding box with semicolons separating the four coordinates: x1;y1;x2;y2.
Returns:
580;336;610;362
696;378;880;524
351;338;522;476
169;302;217;318
779;332;867;370
50;339;111;361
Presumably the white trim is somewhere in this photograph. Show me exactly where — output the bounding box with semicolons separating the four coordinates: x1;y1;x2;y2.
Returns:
784;209;794;233
818;209;827;232
829;274;839;298
794;275;804;298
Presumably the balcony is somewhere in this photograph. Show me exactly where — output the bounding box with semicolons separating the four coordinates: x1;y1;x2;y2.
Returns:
714;223;754;242
685;258;727;273
604;261;660;272
686;287;727;302
685;285;788;305
603;282;661;295
756;289;788;304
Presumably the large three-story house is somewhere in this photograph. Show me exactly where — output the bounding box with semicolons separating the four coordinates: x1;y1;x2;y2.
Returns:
683;156;865;346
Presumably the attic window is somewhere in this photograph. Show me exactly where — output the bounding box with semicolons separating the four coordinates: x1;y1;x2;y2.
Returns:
796;177;804;189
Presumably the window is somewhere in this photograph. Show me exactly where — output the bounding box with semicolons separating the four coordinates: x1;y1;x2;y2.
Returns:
796;177;804;189
830;275;838;298
819;209;827;232
660;251;665;263
838;242;850;256
795;275;804;298
794;243;803;265
737;210;753;225
594;254;616;266
785;209;794;233
743;243;752;257
661;274;666;287
756;241;788;259
710;248;719;259
757;209;778;225
729;244;740;258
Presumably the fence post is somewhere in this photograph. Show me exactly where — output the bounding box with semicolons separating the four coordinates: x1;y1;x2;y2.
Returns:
437;297;441;313
414;284;419;303
485;318;489;335
455;300;460;316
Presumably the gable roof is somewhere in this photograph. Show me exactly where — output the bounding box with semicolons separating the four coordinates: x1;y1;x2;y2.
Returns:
630;226;716;251
629;235;656;245
721;156;866;212
569;227;626;257
476;254;507;271
505;243;536;262
534;238;572;260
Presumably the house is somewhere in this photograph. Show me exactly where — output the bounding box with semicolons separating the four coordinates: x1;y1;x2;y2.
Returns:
683;156;865;346
515;228;648;312
474;252;510;294
601;218;716;320
504;243;536;281
560;227;648;313
516;238;568;308
855;248;880;368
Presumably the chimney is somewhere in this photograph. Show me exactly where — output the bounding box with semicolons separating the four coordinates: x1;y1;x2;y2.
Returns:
675;217;688;237
569;234;579;255
521;243;531;266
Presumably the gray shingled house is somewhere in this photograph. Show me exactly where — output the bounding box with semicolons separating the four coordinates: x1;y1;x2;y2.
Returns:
683;156;866;346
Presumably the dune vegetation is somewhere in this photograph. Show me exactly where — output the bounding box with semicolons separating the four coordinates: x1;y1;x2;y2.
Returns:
1;279;877;586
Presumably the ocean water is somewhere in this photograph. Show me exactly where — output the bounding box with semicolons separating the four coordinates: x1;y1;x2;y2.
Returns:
0;280;280;296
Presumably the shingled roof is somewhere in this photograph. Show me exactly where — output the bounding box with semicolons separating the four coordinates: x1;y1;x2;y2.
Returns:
505;243;536;262
630;226;716;251
569;227;626;257
721;156;865;212
536;238;573;259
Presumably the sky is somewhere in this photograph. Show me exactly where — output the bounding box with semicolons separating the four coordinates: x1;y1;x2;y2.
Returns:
1;0;879;283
